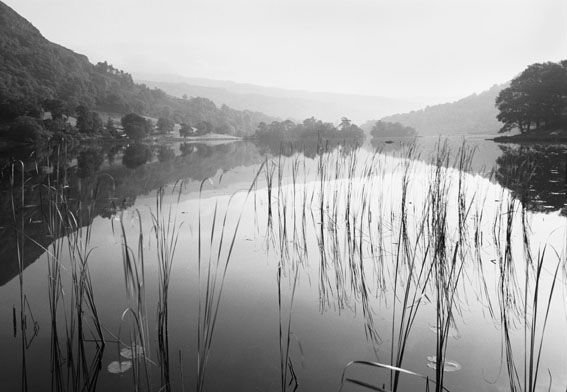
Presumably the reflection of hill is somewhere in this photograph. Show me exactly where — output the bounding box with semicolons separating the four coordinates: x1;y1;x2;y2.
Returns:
0;141;263;286
495;145;567;214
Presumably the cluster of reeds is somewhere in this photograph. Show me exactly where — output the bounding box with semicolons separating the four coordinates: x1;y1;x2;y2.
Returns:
492;156;562;392
9;144;110;392
117;207;151;390
196;165;264;391
152;184;183;391
9;159;34;392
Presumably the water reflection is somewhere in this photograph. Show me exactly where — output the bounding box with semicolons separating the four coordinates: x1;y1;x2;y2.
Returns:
495;144;567;214
0;141;263;286
123;143;153;169
2;139;567;391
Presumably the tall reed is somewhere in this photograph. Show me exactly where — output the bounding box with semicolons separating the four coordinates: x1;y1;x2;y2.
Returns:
152;184;183;391
196;164;264;391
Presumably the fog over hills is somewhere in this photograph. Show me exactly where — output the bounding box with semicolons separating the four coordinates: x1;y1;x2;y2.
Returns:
135;73;448;124
361;84;507;136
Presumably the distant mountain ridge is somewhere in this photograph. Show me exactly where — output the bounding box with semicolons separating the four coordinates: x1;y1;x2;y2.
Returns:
364;84;507;136
0;1;274;136
136;74;436;124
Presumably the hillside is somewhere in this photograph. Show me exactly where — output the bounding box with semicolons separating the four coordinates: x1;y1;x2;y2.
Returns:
136;74;431;124
0;1;274;136
362;84;506;136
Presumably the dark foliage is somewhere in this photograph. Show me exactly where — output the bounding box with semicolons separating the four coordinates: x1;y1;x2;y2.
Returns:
157;117;175;134
254;117;365;142
76;105;103;134
77;147;104;178
5;115;46;142
370;120;417;138
121;113;152;140
179;123;193;138
496;60;567;133
122;143;152;169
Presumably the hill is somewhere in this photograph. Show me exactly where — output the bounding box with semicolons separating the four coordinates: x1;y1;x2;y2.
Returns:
361;84;506;136
0;1;274;136
136;74;432;124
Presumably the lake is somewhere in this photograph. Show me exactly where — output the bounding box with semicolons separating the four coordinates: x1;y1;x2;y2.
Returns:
1;136;566;392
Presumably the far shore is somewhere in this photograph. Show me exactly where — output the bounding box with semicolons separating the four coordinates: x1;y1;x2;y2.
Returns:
490;129;567;143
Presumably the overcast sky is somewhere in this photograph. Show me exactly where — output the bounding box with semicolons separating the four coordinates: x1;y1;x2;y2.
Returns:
5;0;567;100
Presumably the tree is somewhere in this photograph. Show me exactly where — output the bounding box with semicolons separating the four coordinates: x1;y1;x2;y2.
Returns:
6;116;46;142
43;99;66;120
121;113;152;139
76;105;103;134
179;123;193;138
371;121;417;137
339;117;352;130
105;117;117;135
196;120;213;135
157;117;175;134
496;60;567;133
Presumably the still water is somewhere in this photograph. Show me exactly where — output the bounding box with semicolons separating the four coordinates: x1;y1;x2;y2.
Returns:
0;137;566;391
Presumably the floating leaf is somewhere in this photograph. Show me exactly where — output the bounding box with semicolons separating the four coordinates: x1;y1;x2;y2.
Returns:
120;344;144;359
426;356;462;372
428;325;461;339
107;360;132;374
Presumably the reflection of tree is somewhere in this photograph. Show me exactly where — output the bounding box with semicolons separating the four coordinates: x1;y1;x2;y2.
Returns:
253;139;358;158
106;145;121;164
179;142;195;156
196;144;213;158
77;147;104;178
0;141;264;285
157;145;175;163
122;143;152;169
370;138;406;153
495;145;567;214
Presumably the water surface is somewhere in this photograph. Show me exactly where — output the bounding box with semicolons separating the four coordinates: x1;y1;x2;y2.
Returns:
1;137;566;392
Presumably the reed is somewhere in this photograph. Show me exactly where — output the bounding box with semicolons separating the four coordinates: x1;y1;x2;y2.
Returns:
196;163;264;391
10;160;30;392
118;208;151;391
152;184;184;391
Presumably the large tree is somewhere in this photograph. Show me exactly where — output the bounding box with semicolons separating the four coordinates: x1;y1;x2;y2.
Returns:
496;60;567;133
157;117;174;134
121;113;152;139
76;105;103;134
179;123;193;138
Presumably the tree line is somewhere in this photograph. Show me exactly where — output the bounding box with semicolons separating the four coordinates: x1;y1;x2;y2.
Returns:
254;117;365;142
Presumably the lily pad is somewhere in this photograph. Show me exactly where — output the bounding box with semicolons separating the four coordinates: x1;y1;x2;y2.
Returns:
426;356;461;372
120;344;145;359
428;325;461;339
107;360;132;374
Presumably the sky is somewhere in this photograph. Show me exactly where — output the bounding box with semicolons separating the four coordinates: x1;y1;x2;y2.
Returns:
4;0;567;100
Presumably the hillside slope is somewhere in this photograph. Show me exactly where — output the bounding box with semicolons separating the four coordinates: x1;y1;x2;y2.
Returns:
363;84;506;136
0;1;274;136
137;74;432;124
